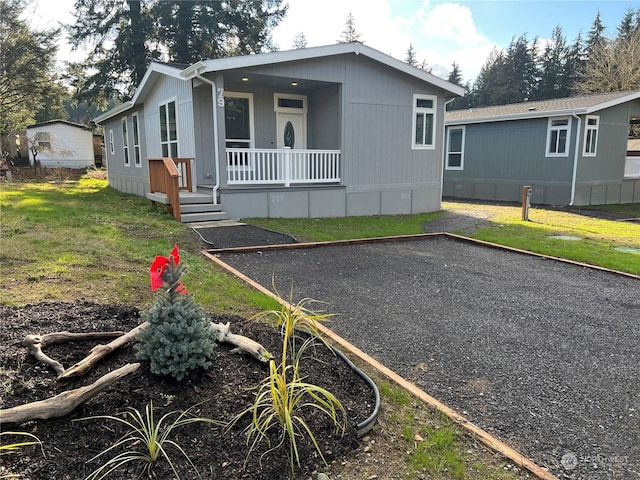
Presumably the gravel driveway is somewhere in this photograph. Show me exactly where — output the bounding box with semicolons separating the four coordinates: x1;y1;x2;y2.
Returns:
213;236;640;480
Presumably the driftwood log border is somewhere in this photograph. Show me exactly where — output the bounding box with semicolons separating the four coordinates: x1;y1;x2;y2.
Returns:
1;321;271;425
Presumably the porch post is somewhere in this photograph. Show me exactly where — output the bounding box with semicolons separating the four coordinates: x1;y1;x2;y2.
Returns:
284;147;291;187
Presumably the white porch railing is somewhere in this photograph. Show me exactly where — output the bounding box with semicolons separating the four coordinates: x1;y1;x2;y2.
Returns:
226;148;341;186
624;156;640;178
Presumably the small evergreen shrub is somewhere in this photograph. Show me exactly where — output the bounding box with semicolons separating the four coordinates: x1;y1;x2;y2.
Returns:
135;245;216;381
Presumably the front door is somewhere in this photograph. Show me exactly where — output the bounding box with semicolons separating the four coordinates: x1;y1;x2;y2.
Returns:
276;112;306;149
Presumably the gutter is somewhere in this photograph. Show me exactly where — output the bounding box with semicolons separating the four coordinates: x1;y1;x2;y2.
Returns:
192;70;221;205
570;112;581;206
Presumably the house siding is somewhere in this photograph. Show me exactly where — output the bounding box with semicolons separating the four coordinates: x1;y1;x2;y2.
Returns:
103;108;149;196
97;46;463;218
444;98;640;205
193;85;216;184
26;123;94;168
143;76;195;158
576;104;631;184
218;54;450;217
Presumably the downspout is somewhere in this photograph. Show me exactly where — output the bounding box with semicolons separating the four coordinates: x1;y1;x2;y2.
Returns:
569;112;581;206
440;97;456;209
194;70;221;205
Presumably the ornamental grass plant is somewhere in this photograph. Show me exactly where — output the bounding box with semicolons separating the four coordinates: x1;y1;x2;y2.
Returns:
75;402;219;480
229;295;346;475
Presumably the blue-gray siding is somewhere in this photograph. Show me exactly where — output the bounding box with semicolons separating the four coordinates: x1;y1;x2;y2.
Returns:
444;100;640;205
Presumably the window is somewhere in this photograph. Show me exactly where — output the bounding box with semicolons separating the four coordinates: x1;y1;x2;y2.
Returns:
546;117;571;157
109;130;114;154
132;113;141;167
446;126;465;170
412;95;436;149
35;132;51;149
583;115;599;156
121;117;130;166
274;93;307;113
224;93;254;149
159;100;178;157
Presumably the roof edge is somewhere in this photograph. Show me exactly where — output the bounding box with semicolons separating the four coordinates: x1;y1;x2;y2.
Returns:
586;91;640;113
93;101;134;124
446;108;589;125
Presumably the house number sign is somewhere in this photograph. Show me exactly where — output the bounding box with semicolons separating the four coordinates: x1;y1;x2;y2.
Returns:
217;88;224;107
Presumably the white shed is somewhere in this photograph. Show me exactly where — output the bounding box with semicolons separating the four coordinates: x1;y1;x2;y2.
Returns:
26;120;95;168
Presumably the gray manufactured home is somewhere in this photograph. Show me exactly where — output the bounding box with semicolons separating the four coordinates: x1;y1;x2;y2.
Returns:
94;42;464;222
444;92;640;206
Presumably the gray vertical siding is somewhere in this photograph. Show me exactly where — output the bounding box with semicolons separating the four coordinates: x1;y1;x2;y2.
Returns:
104;51;458;216
103;108;150;196
444;100;640;205
142;75;194;158
242;54;447;190
576;104;631;184
308;84;341;149
192;84;216;184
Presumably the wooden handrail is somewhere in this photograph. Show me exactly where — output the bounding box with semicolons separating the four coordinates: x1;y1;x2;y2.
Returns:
148;157;185;222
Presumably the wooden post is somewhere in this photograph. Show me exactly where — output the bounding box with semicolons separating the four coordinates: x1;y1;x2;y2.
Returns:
521;186;532;221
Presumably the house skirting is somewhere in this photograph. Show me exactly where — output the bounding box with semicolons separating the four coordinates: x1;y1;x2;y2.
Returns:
108;174;150;198
574;178;640;205
443;178;640;206
220;184;442;218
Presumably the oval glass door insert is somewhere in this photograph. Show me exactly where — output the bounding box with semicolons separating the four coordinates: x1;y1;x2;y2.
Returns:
284;121;295;148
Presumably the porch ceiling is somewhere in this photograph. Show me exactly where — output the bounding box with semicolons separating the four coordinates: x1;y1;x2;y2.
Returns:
223;71;336;91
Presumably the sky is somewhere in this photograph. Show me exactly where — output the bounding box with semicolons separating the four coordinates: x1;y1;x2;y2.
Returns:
22;0;638;84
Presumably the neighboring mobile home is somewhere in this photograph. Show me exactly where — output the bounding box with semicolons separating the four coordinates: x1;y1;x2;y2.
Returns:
26;120;95;169
444;92;640;206
94;42;464;222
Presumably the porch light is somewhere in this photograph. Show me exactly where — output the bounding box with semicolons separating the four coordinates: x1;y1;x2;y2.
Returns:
242;77;249;82
291;81;298;86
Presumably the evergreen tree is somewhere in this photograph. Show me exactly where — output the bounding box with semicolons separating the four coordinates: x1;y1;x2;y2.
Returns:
504;34;539;102
66;0;154;105
563;31;585;96
338;11;362;43
471;47;508;107
585;10;606;57
448;61;463;86
136;246;216;381
535;26;569;99
0;0;62;137
293;32;307;49
66;0;286;104
616;8;640;39
405;43;418;67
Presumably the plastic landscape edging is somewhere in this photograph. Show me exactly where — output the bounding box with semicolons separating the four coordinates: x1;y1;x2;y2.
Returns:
331;344;380;437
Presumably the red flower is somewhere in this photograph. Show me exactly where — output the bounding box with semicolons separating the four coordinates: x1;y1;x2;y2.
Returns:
149;244;188;294
150;255;170;290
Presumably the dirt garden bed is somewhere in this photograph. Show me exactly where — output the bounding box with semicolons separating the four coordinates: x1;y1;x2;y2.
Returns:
0;301;376;480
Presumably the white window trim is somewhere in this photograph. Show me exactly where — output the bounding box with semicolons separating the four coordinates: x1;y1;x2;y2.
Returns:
108;130;115;155
412;94;437;150
273;93;308;114
583;115;599;157
159;97;179;158
121;117;130;166
225;92;255;148
545;116;572;158
445;126;465;170
132;113;142;167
